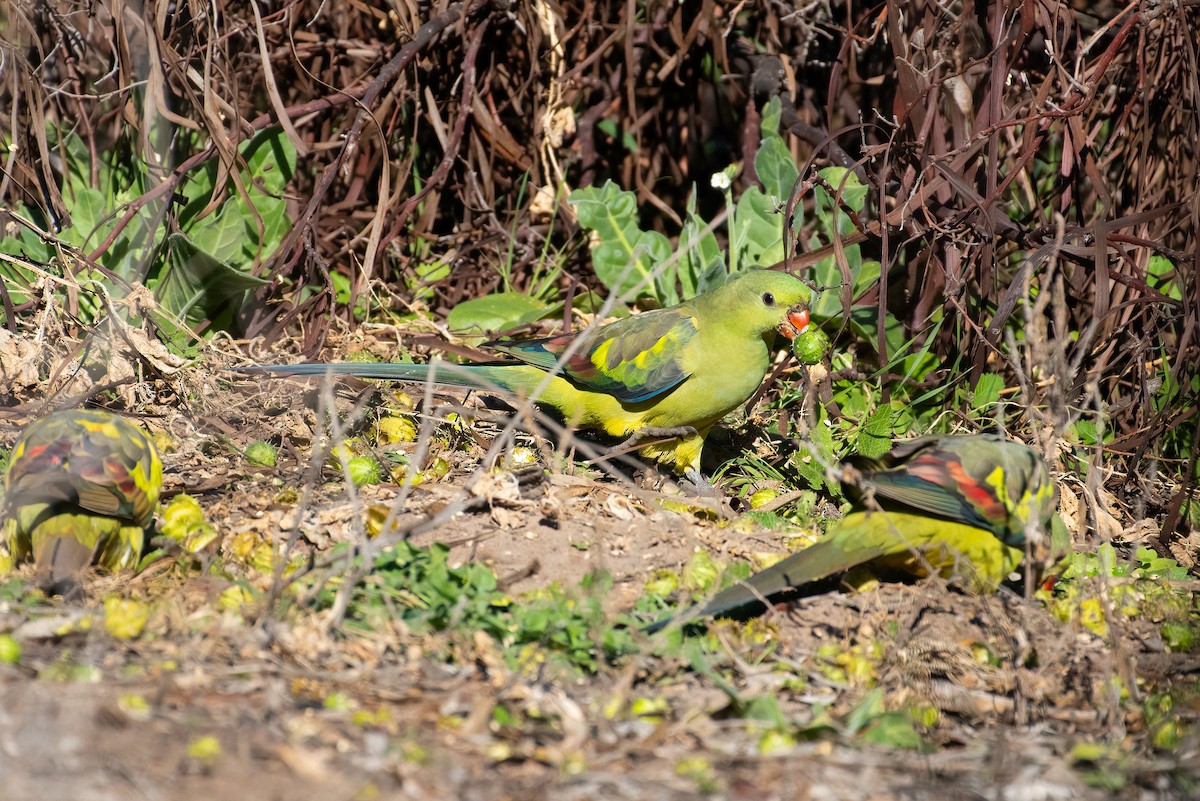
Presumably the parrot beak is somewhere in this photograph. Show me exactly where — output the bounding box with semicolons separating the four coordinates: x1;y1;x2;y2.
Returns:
777;307;810;340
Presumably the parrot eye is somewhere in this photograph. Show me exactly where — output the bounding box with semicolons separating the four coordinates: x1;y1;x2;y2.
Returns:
762;292;776;306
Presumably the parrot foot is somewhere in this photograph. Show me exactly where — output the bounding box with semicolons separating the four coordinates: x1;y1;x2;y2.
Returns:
630;466;721;500
617;425;699;451
681;469;720;498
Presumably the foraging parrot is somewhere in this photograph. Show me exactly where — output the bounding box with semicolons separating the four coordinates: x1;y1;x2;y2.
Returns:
646;434;1063;631
237;269;811;477
2;409;163;592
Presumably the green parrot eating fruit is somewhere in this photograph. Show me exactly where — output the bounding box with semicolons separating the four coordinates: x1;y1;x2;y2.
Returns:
646;434;1064;631
237;269;811;478
2;409;163;592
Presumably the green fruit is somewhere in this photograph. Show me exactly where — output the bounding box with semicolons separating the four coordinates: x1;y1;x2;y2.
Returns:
347;456;383;486
423;456;451;480
244;441;278;467
0;634;21;664
792;328;831;365
329;438;367;470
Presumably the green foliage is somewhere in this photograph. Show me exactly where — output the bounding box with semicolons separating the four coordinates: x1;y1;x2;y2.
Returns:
1146;255;1183;302
315;541;642;675
570;97;875;308
845;688;933;751
569;181;675;303
1039;544;1195;641
446;293;553;336
0;127;294;352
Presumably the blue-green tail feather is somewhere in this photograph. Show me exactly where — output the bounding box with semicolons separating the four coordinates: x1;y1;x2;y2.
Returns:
235;362;528;394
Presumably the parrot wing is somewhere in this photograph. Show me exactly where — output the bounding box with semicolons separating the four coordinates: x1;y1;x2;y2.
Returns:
5;411;161;526
852;435;1026;536
3;409;162;589
488;305;699;403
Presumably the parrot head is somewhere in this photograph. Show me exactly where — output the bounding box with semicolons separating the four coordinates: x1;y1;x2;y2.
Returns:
708;269;811;342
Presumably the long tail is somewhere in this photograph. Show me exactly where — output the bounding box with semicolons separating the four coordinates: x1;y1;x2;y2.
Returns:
645;534;889;633
236;362;536;394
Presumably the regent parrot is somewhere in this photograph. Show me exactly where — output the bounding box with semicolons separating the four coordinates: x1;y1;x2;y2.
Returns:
237;269;811;477
647;434;1062;631
2;409;163;592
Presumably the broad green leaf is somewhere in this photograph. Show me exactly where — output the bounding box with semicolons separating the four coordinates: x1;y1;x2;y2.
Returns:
733;186;785;268
241;129;297;195
846;306;905;356
446;292;552;335
844;688;885;734
0;216;53;262
188;202;247;266
187;133;295;268
570;182;671;300
1070;419;1102;446
755;98;799;204
53;129;93;205
154;232;269;333
741;694;787;727
854;259;881;296
862;712;930;751
756;140;800;208
972;373;1004;410
61;187;108;249
680;190;724;298
409;261;451;301
855;407;894;458
1146;255;1182;301
819;167;869;213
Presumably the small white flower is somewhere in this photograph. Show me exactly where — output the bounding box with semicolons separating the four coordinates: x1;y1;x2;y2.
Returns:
710;171;732;190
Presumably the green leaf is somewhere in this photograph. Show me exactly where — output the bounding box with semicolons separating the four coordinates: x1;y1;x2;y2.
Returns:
408;261;451;302
844;688;885;734
185;133;295;269
596;118;639;154
679;190;723;300
188;202;249;266
732;186;785;268
153;232;269;333
61;187;109;248
818;167;869;215
855;408;894;458
446;293;552;335
792;418;838;493
972;373;1004;410
755;137;799;207
845;306;906;356
569;182;671;300
755;97;800;204
854;259;881;297
1070;419;1101;446
241;129;297;195
740;694;787;727
1146;255;1182;301
862;712;930;751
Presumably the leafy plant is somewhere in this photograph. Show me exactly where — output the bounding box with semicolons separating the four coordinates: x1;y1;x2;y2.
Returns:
0;127;294;352
569;97;876;308
313;540;642;675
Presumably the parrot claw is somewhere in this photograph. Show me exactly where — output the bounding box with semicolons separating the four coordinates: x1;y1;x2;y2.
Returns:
616;426;700;451
681;469;720;498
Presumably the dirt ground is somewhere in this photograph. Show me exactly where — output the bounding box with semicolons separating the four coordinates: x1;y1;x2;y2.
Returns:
2;352;1197;801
